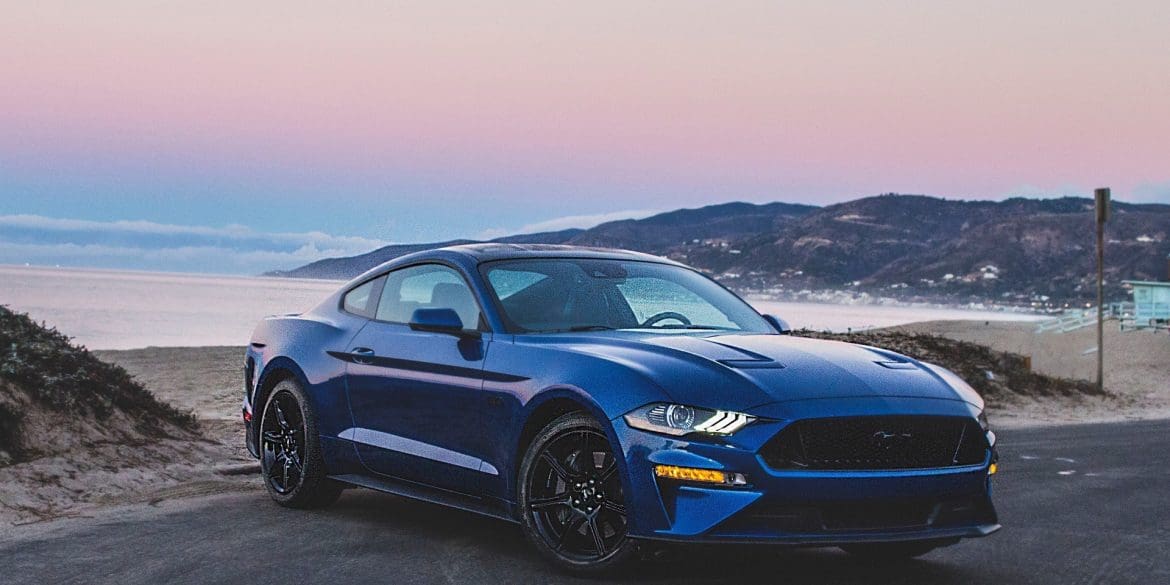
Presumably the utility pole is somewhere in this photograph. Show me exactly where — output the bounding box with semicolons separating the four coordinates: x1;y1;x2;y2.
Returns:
1094;187;1110;395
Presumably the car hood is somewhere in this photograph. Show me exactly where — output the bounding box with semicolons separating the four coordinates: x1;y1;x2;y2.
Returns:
548;331;979;413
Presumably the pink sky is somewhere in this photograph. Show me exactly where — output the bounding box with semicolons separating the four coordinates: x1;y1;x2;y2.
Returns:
1;1;1168;236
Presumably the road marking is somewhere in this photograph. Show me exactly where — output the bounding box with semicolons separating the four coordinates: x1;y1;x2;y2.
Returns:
1058;470;1076;476
1021;455;1039;460
1055;457;1076;463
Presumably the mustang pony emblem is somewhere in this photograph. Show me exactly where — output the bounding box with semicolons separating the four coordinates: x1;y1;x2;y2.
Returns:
873;430;913;441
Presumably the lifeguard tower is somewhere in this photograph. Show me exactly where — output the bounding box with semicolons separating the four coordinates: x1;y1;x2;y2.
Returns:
1122;280;1170;332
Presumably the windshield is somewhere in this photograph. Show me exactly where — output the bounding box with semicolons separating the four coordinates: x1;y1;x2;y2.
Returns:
480;258;774;334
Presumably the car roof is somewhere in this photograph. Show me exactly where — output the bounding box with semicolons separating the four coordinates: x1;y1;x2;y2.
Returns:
343;243;688;289
439;243;680;264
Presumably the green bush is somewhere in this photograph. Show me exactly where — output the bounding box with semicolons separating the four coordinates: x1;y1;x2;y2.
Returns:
0;305;197;462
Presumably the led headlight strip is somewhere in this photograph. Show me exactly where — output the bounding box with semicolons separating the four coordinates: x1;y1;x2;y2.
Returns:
625;403;756;436
694;410;753;434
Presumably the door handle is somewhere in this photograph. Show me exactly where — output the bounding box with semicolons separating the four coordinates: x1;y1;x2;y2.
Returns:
351;347;375;364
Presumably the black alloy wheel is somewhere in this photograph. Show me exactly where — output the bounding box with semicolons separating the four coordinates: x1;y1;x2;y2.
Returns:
261;390;305;494
519;413;636;573
258;379;343;509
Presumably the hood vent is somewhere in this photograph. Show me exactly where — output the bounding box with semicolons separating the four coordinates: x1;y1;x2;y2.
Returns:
875;360;919;370
706;339;787;369
718;358;786;370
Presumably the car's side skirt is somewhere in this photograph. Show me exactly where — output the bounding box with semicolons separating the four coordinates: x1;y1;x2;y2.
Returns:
329;472;517;524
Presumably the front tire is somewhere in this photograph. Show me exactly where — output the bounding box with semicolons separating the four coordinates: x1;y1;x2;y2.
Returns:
259;379;343;509
517;412;636;574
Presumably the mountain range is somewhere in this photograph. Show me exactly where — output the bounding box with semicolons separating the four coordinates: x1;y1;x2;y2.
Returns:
269;195;1170;304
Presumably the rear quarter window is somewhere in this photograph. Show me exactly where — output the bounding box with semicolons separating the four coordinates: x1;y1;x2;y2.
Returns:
341;276;384;318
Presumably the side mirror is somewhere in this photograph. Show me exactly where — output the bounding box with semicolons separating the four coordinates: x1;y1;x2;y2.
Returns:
409;308;471;336
763;314;792;335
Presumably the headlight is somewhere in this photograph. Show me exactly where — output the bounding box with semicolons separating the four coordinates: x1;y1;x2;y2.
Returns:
977;410;990;432
624;403;755;436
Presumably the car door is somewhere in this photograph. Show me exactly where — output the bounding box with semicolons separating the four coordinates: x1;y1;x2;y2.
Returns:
342;263;496;495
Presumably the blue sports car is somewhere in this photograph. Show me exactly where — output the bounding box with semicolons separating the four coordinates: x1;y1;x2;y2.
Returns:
243;244;999;572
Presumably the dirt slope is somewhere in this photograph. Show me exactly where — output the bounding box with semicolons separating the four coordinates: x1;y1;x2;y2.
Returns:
0;307;251;525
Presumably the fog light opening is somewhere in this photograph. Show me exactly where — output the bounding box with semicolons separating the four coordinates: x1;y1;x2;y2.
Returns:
654;465;747;486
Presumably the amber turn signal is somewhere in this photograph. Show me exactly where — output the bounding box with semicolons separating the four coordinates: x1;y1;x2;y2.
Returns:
654;465;747;485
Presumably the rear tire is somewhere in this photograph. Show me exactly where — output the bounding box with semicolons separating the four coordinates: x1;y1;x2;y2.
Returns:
518;412;637;574
839;540;945;560
259;379;343;509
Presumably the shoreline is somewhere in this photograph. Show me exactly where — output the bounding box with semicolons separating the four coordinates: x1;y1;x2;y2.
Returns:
742;292;1051;318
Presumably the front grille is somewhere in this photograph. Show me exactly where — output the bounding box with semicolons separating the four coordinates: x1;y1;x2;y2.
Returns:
759;415;987;470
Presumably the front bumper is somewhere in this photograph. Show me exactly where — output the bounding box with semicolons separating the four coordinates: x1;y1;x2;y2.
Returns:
613;397;1000;545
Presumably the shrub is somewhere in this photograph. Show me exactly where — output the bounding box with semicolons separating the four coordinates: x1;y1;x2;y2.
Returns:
0;305;197;463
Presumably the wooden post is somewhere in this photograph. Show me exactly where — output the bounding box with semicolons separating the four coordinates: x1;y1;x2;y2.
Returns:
1094;188;1110;394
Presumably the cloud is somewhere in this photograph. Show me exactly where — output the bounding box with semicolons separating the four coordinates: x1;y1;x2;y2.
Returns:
0;214;385;251
0;214;389;274
476;209;661;240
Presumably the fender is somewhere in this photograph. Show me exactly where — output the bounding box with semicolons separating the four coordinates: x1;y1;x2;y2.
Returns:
249;357;315;455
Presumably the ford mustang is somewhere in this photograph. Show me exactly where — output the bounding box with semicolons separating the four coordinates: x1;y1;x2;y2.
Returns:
242;244;999;572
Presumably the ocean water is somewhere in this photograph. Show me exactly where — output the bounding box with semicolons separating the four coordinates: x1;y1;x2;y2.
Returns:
0;265;1040;350
748;300;1041;333
1;265;341;350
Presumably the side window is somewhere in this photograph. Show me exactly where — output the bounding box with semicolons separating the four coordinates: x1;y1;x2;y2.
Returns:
376;264;482;330
341;276;384;318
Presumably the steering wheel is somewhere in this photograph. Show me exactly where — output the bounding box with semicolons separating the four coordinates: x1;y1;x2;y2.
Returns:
640;311;692;328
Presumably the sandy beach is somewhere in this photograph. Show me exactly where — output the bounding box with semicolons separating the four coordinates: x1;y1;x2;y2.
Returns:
888;320;1170;426
0;345;258;527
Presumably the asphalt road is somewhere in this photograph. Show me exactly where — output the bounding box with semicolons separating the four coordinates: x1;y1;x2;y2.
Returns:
2;420;1167;584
